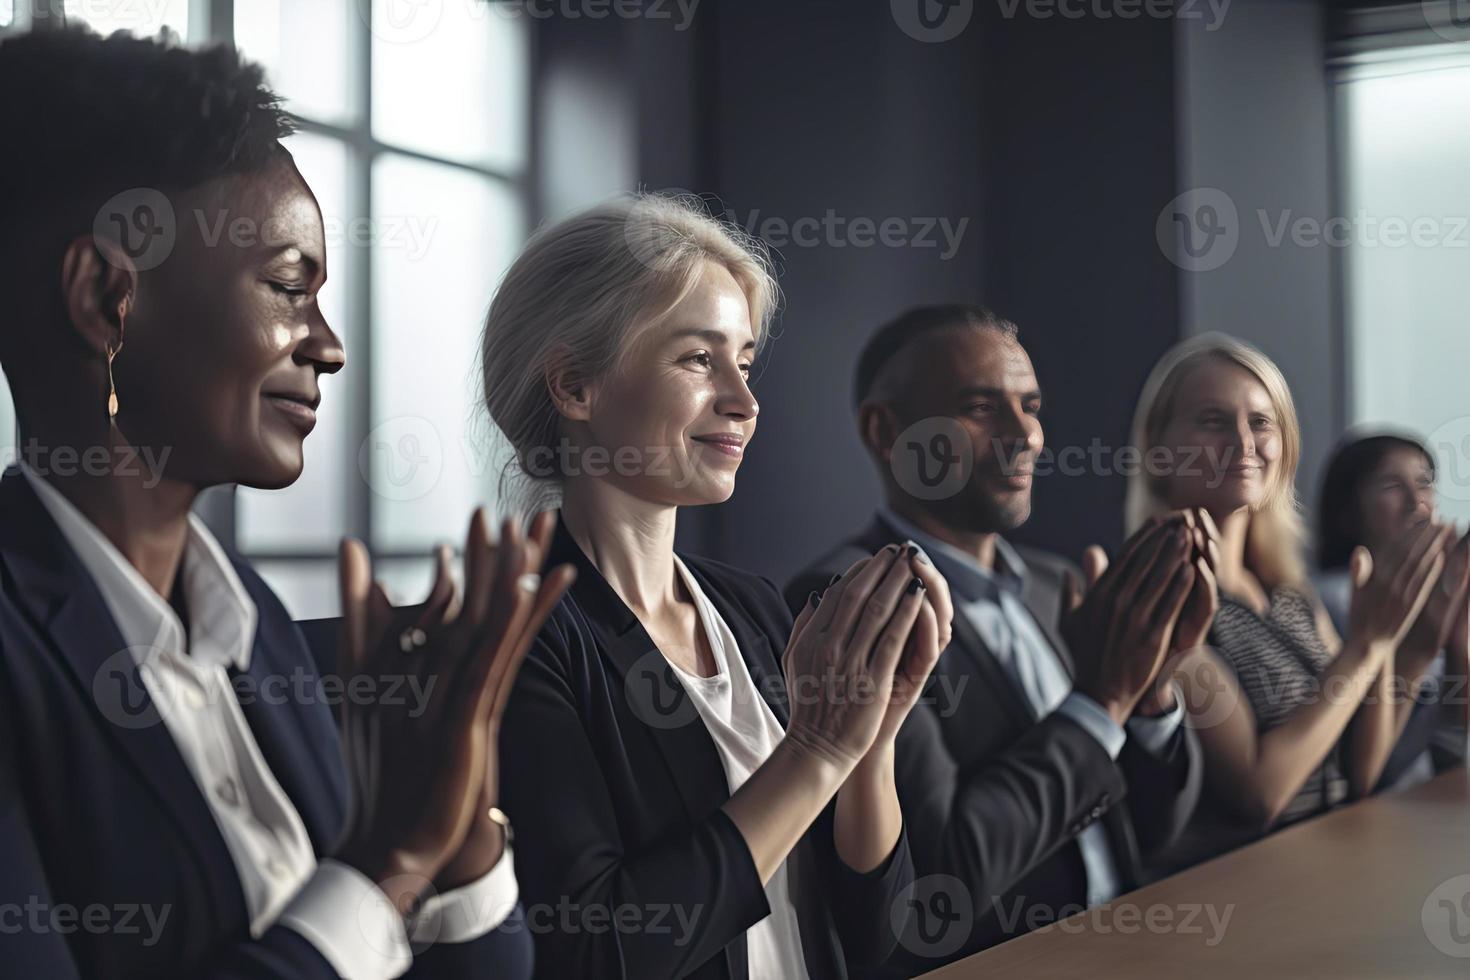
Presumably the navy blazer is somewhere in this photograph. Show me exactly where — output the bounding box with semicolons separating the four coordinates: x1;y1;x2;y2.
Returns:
787;514;1203;974
494;518;914;979
0;469;532;979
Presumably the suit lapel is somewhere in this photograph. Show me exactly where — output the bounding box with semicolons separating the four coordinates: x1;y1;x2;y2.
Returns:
946;602;1039;732
859;511;1145;891
685;560;788;727
548;520;732;827
864;513;1040;733
673;563;782;980
0;471;242;896
228;575;348;850
1019;571;1075;678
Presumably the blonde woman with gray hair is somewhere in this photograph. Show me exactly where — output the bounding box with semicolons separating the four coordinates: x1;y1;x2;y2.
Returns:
1126;333;1461;871
484;193;953;979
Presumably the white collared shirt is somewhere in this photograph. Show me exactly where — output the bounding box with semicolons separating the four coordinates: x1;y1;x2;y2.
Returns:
668;555;809;980
21;464;518;979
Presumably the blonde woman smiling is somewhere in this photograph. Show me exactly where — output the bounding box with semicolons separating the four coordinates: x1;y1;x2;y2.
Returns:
1125;333;1455;869
483;193;953;979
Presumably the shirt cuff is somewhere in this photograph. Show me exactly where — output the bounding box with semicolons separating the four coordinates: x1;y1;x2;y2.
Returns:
1126;687;1186;755
410;844;520;945
1055;691;1126;760
278;859;412;980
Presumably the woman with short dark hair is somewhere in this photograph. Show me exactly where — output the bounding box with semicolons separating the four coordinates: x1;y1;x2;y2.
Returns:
0;27;567;979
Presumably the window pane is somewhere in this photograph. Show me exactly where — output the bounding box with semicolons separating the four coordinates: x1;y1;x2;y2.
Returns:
235;0;355;125
0;1;14;30
375;555;443;607
369;153;524;550
237;132;356;553
253;555;462;622
0;367;16;467
371;0;528;172
64;0;187;37
253;559;340;621
1344;59;1470;525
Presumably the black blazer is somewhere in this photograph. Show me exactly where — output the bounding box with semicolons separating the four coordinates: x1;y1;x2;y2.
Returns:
497;517;914;979
787;514;1203;974
0;468;532;979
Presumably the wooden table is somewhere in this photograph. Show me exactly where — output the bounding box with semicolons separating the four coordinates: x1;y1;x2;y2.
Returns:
925;769;1470;979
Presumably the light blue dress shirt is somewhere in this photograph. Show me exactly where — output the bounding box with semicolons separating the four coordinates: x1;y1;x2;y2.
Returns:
879;508;1184;907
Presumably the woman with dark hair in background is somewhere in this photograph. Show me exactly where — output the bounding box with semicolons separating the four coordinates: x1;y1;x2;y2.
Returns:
1314;433;1469;790
0;27;570;979
1316;433;1439;632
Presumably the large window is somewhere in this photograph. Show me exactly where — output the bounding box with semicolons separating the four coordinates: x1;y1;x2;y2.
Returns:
1339;45;1470;526
47;0;532;617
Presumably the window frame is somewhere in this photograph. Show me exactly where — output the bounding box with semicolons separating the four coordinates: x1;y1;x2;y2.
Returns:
2;0;535;614
213;0;533;569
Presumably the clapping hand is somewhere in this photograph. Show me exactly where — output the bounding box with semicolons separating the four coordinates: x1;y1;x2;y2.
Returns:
1401;523;1470;671
334;509;575;914
783;543;951;768
1346;519;1452;653
1062;516;1199;725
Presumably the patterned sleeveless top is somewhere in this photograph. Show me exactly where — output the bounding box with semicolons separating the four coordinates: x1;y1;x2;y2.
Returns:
1212;586;1350;819
1153;587;1350;876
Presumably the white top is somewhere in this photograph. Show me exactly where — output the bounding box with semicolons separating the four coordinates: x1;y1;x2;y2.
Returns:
21;463;518;978
669;555;809;980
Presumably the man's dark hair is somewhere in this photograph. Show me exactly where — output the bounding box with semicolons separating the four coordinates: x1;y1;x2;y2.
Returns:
0;26;294;312
852;304;1019;408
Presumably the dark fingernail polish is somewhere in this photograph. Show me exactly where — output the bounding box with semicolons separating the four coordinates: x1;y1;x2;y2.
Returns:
906;577;923;595
829;573;842;585
808;590;821;608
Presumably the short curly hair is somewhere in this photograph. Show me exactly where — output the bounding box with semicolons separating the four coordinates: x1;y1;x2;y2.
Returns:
853;304;1019;409
0;25;293;317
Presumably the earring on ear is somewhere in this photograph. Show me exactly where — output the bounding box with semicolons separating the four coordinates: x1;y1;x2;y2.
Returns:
106;342;122;421
107;298;128;422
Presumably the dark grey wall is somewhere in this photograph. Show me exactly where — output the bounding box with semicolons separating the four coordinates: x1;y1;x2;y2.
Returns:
532;0;1337;584
1177;0;1340;521
700;1;1184;580
701;0;988;580
969;4;1182;564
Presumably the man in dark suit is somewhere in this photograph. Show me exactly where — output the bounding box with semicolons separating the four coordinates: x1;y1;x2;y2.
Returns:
787;305;1207;974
